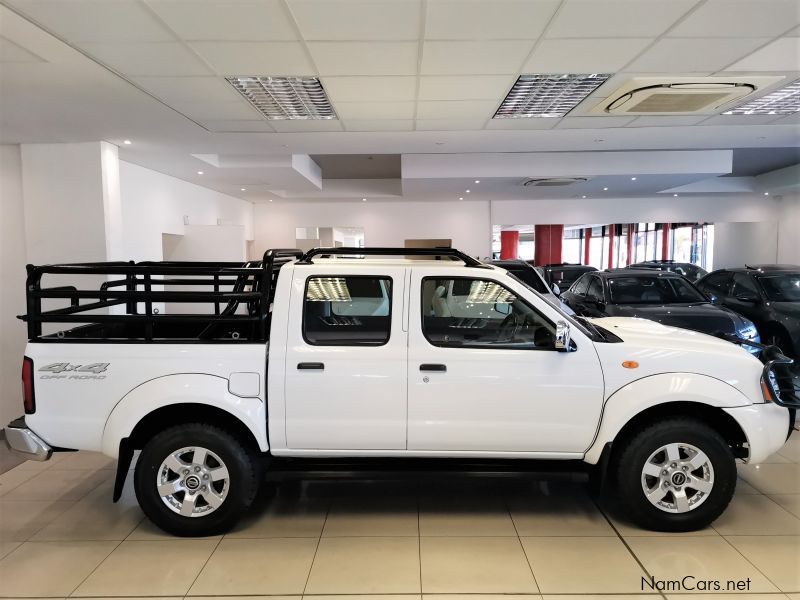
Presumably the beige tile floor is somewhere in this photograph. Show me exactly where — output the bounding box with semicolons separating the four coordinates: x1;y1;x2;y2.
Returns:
0;435;798;599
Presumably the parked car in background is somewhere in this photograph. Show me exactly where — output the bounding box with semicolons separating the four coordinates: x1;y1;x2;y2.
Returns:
696;265;800;358
562;269;761;352
630;260;708;282
491;260;575;314
540;263;598;295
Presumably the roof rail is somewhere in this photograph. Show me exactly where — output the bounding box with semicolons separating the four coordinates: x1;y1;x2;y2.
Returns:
297;247;486;267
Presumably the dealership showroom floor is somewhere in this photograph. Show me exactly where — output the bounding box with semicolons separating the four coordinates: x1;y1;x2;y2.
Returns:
2;0;800;597
0;443;799;597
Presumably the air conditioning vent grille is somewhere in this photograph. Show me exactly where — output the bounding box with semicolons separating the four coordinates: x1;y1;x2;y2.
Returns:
630;92;731;113
522;177;588;187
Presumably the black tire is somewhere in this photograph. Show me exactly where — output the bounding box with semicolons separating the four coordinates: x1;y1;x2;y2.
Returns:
134;423;259;537
614;418;736;532
765;327;795;357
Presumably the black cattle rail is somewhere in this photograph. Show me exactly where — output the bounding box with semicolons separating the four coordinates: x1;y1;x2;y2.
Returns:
19;249;303;343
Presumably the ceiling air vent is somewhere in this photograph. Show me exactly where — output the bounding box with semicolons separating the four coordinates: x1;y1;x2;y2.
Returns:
227;76;337;120
521;177;588;187
593;76;783;115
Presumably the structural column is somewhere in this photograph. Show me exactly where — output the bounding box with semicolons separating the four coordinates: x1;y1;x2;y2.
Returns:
500;230;520;260
607;224;615;269
534;224;563;266
626;224;635;265
583;227;592;265
661;223;671;260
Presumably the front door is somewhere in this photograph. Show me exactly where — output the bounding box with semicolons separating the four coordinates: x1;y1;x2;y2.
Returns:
407;270;604;453
285;268;407;449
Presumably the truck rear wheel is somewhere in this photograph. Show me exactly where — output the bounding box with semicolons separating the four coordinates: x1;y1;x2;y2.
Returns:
613;418;736;532
134;423;258;536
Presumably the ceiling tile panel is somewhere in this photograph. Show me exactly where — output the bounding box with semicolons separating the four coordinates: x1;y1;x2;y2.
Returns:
485;117;559;129
421;40;534;74
415;118;488;130
321;76;417;102
668;0;800;38
725;38;800;72
627;115;709;127
308;42;418;75
418;75;513;100
344;119;414;131
626;37;771;72
170;100;262;121
556;115;636;128
145;0;298;41
523;38;651;73
334;101;415;120
699;114;785;126
7;0;174;42
132;76;242;104
77;42;212;76
287;0;421;40
546;0;699;39
425;0;560;40
200;119;275;132
0;36;44;62
189;41;315;75
270;119;344;132
416;100;499;119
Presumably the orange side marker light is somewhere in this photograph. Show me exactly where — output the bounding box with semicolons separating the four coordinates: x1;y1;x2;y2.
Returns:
622;361;639;369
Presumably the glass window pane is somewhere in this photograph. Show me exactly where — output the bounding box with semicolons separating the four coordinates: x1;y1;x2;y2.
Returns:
303;276;392;345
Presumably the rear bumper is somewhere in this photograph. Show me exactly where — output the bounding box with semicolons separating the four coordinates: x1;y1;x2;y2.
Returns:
4;417;52;462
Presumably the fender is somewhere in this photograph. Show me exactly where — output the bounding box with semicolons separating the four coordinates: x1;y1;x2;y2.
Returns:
583;372;751;464
101;373;268;458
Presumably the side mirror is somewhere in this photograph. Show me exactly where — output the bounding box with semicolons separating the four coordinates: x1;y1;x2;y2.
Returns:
555;320;575;352
551;283;561;296
494;302;512;315
735;294;759;304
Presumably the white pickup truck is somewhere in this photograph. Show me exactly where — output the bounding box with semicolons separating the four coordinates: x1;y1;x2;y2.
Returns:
6;247;798;536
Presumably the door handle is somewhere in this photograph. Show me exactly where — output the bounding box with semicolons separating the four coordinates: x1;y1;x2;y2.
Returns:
420;364;446;372
297;362;324;370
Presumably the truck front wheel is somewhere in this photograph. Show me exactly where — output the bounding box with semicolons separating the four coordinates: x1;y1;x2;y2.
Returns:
614;418;736;532
134;423;258;536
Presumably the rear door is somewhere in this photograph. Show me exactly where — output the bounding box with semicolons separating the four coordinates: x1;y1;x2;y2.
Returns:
284;266;408;449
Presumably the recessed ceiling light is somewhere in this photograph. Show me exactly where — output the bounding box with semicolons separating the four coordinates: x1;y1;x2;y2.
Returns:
459;197;464;200
465;189;471;193
603;187;608;191
582;195;587;199
723;78;800;115
764;192;769;196
227;76;337;120
474;179;480;184
494;73;611;119
673;194;679;197
122;139;132;145
631;177;637;181
362;198;367;202
241;188;247;191
197;171;204;175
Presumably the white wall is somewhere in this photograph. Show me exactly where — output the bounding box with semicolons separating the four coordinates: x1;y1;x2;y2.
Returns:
776;193;800;265
254;200;492;258
119;161;254;261
712;222;780;269
0;145;27;426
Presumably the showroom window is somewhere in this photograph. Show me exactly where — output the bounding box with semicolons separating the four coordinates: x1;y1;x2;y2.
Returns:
303;276;392;346
421;277;555;350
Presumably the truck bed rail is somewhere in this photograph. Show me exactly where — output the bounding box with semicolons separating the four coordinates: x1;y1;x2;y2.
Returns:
19;249;302;343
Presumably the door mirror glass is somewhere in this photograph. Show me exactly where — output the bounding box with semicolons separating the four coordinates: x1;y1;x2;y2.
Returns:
551;283;561;296
555;320;574;352
494;301;512;315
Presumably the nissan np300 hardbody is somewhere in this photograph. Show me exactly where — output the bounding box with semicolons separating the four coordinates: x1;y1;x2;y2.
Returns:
6;248;798;536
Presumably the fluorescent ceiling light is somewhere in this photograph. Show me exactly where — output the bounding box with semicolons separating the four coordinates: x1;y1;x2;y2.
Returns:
723;78;800;115
227;76;337;120
494;73;611;119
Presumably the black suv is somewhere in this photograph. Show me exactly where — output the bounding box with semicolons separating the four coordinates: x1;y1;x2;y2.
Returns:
540;263;598;295
696;265;800;358
630;260;708;282
562;269;761;351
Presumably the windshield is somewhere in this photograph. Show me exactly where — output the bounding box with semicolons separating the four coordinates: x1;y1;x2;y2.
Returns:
608;276;708;304
505;267;549;294
758;273;800;301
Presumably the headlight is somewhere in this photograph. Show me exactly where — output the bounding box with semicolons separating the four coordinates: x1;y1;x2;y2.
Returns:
739;322;759;340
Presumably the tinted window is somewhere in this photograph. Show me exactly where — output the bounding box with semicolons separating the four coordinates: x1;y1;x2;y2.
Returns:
422;277;556;349
586;277;604;302
608;276;707;304
732;273;760;298
303;276;392;345
758;273;800;301
571;274;590;296
701;272;733;296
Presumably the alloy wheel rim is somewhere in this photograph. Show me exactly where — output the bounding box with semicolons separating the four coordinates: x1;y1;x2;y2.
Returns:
157;446;229;517
641;442;714;514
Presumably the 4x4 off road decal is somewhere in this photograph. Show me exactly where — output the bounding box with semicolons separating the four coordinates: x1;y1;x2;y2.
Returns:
38;362;109;380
